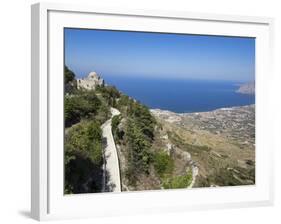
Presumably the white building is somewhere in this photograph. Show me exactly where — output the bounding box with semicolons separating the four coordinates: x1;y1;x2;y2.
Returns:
77;71;104;90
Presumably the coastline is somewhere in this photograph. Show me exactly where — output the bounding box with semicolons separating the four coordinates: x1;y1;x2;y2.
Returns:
150;104;255;150
150;104;255;116
149;102;255;188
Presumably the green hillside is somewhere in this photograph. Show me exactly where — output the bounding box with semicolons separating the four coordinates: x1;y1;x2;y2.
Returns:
64;67;254;194
64;67;193;194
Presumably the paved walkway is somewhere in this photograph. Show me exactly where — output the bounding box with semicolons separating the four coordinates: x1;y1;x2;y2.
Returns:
101;108;121;192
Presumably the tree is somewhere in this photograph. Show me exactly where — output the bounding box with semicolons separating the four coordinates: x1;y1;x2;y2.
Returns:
64;66;75;84
125;119;152;184
64;66;77;94
64;121;103;193
64;92;102;127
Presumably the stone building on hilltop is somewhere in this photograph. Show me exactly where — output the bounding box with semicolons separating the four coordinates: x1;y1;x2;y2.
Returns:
77;71;104;90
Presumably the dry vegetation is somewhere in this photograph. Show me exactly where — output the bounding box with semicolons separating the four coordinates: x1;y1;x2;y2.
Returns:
152;107;255;188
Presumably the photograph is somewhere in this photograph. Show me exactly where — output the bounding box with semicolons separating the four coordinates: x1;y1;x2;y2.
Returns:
64;28;255;194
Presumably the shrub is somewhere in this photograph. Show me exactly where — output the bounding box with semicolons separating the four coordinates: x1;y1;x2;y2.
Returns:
126;119;152;182
112;114;122;133
64;92;102;127
64;121;103;193
130;102;156;141
163;170;192;189
64;66;77;94
66;121;102;164
64;66;75;84
153;151;174;177
117;95;130;109
96;85;120;106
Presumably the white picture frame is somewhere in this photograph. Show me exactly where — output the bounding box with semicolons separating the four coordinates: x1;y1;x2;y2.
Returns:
31;2;274;221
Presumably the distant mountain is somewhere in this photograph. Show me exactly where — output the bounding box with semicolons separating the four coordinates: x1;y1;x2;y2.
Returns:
236;82;255;94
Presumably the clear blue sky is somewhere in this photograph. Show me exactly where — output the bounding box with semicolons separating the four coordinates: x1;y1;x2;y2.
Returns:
65;28;255;82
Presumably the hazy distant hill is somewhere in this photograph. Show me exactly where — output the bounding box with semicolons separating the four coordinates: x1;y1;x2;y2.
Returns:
236;82;255;94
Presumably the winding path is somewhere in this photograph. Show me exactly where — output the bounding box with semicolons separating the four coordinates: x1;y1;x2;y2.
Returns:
188;165;198;188
101;108;121;192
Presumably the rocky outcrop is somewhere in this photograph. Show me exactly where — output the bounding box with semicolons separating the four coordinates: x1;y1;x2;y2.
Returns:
77;71;104;90
236;82;255;94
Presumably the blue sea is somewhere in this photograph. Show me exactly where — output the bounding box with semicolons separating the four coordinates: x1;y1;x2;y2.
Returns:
104;76;255;113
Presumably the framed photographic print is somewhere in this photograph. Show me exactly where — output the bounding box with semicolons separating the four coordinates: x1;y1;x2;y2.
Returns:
31;2;274;221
